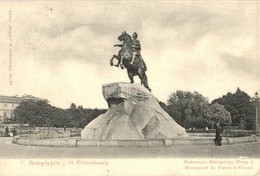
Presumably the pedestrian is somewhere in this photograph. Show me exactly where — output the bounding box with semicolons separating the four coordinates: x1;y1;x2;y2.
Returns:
4;126;9;137
12;128;17;136
214;122;223;146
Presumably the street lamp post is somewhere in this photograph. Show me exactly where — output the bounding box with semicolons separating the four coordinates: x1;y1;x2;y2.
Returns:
254;92;260;135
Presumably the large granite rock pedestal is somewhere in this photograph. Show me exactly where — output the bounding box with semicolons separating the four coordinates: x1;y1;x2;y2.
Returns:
81;82;188;140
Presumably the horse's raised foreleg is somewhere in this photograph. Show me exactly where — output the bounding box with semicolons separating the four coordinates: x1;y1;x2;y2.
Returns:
110;55;120;67
110;55;115;66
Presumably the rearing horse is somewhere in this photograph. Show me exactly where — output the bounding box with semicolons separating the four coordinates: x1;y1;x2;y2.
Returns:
110;32;151;91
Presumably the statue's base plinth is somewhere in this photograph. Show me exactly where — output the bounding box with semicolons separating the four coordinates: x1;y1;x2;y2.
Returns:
81;82;188;140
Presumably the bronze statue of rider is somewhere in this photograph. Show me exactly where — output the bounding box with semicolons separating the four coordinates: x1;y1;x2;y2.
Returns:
114;32;147;71
131;32;147;71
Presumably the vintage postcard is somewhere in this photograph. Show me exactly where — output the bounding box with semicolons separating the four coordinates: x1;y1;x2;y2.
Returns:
0;1;259;176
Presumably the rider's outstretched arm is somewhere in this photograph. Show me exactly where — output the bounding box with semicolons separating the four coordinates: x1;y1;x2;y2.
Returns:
114;44;123;47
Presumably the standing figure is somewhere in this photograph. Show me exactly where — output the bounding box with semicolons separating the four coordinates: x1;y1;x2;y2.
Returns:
131;32;147;71
214;122;223;146
12;128;17;136
4;126;9;137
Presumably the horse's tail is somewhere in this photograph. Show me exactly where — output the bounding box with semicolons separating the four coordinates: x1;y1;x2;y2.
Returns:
143;72;151;92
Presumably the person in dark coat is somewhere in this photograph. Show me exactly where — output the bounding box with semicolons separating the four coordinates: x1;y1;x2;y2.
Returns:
4;126;10;137
214;122;223;146
12;128;17;136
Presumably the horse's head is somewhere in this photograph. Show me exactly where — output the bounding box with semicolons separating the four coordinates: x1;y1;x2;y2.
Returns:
118;31;131;43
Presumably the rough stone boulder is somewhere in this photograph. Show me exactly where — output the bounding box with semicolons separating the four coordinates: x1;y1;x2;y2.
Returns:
81;82;188;140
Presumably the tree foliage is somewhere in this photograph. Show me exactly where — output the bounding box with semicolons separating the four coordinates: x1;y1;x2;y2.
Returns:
205;103;232;128
166;90;209;128
212;88;255;129
12;100;106;128
165;88;255;130
9;87;257;131
13;100;52;126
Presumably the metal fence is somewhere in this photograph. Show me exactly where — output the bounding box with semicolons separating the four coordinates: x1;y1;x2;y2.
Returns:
0;126;82;138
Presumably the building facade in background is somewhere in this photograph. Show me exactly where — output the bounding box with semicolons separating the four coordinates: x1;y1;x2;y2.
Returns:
0;95;47;122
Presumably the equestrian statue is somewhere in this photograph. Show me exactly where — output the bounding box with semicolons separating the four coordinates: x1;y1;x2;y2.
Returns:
110;31;151;91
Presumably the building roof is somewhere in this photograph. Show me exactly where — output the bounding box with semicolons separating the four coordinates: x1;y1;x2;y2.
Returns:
0;95;47;103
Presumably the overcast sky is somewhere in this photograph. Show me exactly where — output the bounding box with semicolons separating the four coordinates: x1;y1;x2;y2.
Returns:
0;1;259;109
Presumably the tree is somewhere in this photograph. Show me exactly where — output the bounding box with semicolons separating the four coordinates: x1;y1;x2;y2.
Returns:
166;90;209;128
49;107;68;127
65;103;80;127
13;100;52;127
12;101;107;128
205;103;232;128
212;88;255;130
64;103;107;128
